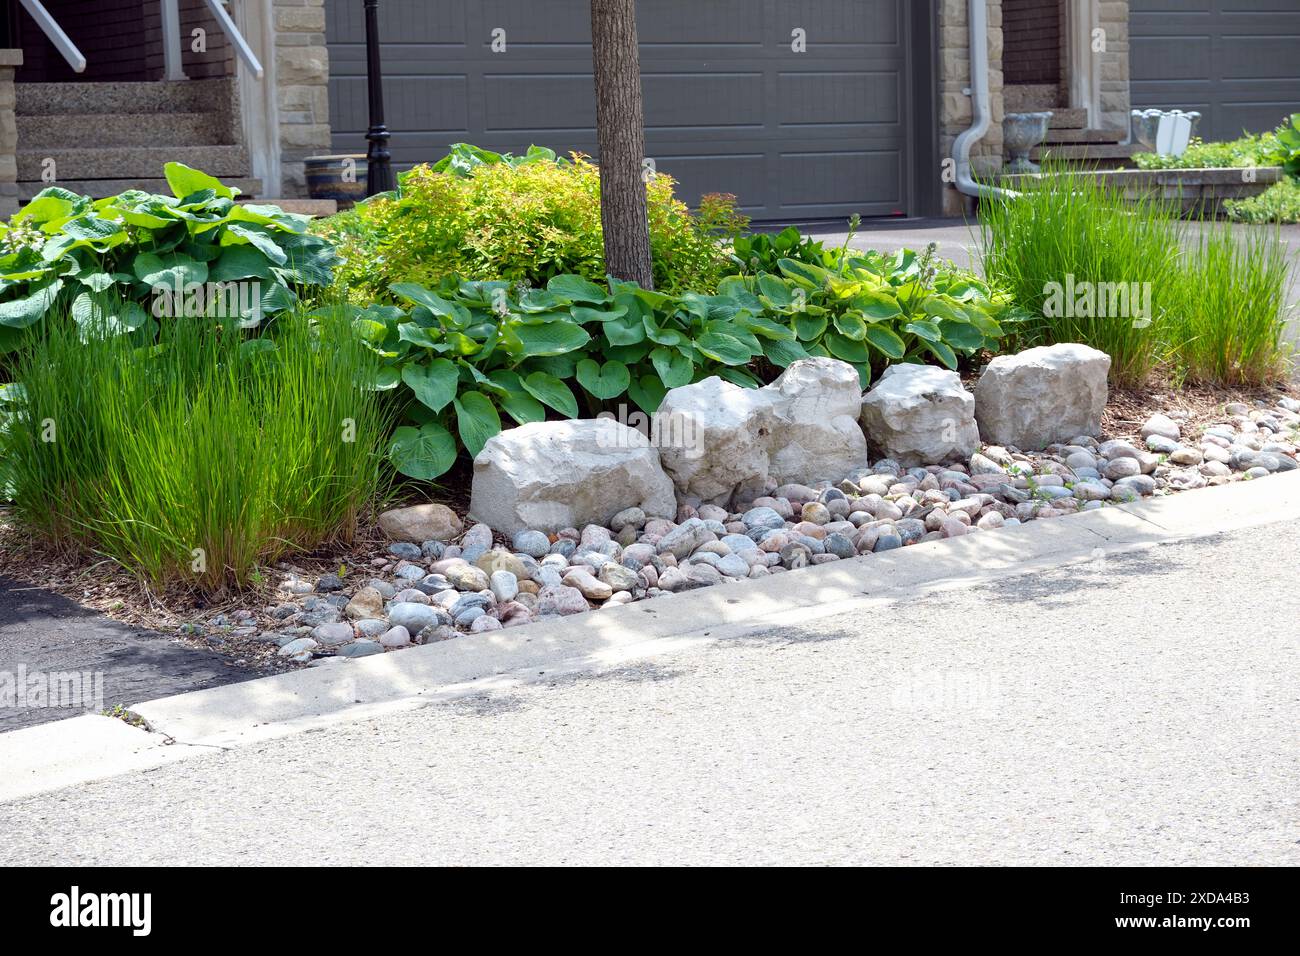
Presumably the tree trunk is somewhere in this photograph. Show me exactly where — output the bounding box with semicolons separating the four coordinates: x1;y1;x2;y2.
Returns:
590;0;654;289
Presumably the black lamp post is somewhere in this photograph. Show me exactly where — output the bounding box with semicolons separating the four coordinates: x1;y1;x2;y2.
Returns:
363;0;394;196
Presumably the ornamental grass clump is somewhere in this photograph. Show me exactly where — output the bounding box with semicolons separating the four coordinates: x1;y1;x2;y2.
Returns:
1168;223;1292;386
978;168;1183;387
2;304;389;595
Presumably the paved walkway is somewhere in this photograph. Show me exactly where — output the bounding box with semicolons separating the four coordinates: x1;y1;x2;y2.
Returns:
2;517;1295;865
0;576;259;731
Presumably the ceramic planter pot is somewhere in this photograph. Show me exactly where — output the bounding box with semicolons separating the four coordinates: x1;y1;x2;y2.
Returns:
1003;111;1053;174
304;155;368;204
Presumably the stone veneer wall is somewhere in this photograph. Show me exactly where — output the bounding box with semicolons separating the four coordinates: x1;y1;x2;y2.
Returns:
274;0;331;197
1098;0;1130;132
0;50;18;219
938;0;1004;216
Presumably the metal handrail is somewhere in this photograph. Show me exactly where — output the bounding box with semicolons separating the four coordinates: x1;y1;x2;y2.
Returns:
204;0;264;80
18;0;86;73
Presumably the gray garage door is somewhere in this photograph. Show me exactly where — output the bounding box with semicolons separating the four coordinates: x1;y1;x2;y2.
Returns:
1131;0;1300;141
325;0;910;220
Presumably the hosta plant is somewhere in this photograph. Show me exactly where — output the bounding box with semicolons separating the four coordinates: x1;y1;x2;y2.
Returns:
330;273;792;479
0;163;340;353
731;243;1010;385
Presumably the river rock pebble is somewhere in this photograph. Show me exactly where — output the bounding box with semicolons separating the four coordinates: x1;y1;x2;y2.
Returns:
237;395;1299;665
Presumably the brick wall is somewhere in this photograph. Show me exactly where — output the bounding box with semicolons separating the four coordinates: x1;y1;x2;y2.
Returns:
273;0;331;197
1003;0;1060;87
939;0;1004;216
144;0;233;81
19;0;148;82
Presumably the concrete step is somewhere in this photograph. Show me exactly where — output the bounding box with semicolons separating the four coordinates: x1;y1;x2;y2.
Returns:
1047;108;1088;130
237;197;337;216
1041;127;1127;145
19;176;262;202
15;78;234;116
18;111;229;148
17;144;250;182
1030;142;1137;165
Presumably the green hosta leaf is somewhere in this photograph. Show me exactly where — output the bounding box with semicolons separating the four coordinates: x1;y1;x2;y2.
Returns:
924;295;969;323
603;341;653;365
650;346;693;388
517;289;563;313
521;371;579;418
0;279;64;328
717;366;761;388
571;303;628;324
576;358;631;400
643;313;685;347
603;312;647;346
514;321;590;357
757;274;793;308
825;332;871;364
388;422;457;480
902;319;943;343
223;223;287;266
777;258;830;288
547;274;610;304
863;325;907;360
833;311;867;341
496;388;546;425
210;244;275;281
854;290;902;321
924;339;959;369
627;374;668;415
133;251;208;290
397;322;443;350
18;195;77;225
165;162;236;200
694;331;751;366
362;367;401;391
71;293;147;337
763;337;811;368
738;313;795;341
260;282;296;316
792;312;828;342
937;318;984;351
60;215;123;243
402;358;459;413
454;391;502;458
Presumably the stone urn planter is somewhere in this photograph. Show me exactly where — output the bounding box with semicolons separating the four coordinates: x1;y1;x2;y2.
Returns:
1003;111;1053;174
304;154;368;205
1130;109;1202;156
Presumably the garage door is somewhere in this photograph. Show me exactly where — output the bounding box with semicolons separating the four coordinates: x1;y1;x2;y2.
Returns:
1130;0;1300;141
324;0;910;220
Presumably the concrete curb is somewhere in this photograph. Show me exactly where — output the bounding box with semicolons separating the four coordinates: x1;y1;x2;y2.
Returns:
4;471;1298;801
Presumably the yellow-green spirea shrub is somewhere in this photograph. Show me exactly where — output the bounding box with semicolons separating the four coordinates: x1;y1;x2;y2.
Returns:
317;153;744;301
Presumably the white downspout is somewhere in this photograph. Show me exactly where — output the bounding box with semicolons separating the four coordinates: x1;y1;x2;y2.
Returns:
953;0;1018;201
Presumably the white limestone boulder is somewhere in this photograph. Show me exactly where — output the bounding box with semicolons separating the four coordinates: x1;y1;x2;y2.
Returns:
859;363;980;467
469;418;676;534
765;357;871;486
652;376;779;506
974;344;1111;450
653;358;871;505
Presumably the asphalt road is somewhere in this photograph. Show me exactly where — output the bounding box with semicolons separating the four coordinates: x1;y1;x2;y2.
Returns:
2;518;1296;866
0;576;260;730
